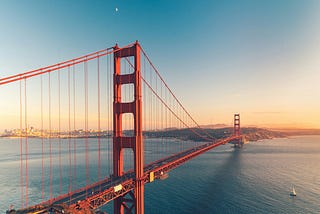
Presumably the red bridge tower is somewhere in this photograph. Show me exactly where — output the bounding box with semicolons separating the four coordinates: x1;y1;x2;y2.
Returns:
113;42;144;214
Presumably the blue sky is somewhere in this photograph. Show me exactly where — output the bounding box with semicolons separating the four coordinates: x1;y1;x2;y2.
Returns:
1;0;319;128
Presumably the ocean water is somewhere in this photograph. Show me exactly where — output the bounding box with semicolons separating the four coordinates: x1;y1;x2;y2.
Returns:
0;135;320;213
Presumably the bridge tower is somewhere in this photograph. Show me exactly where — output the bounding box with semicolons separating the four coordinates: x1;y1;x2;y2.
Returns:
234;113;242;147
113;41;144;214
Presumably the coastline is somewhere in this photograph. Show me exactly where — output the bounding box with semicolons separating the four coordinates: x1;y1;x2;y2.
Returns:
1;128;319;142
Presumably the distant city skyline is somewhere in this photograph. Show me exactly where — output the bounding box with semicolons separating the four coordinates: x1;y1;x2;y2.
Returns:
0;0;319;129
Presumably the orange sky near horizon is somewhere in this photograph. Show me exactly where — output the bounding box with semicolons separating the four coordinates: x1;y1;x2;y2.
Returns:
1;1;320;131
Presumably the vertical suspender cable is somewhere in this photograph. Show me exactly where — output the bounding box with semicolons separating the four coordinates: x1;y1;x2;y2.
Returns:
149;62;153;157
68;67;72;193
143;56;146;161
58;70;62;194
169;94;172;156
85;58;89;196
73;64;77;187
107;53;110;179
108;53;112;179
41;75;44;200
110;54;113;178
166;87;168;159
155;73;158;131
20;80;24;208
179;103;181;152
97;55;101;182
24;78;28;207
161;75;164;161
106;54;109;178
49;72;52;201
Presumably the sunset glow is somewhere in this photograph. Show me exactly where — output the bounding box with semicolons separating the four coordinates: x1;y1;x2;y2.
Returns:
0;0;319;129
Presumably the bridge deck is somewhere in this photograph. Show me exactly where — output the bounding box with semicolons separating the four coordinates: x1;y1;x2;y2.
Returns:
14;136;239;213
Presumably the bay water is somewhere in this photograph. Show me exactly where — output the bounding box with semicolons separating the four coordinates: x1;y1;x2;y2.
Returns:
0;135;319;213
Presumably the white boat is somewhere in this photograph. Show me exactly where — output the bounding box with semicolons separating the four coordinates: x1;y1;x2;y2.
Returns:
159;171;169;180
290;186;296;196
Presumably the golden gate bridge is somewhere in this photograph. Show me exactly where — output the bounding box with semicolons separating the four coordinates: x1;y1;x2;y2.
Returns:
0;41;243;214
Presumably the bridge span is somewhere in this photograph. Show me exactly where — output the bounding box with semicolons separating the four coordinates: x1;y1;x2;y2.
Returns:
1;42;243;214
14;135;241;213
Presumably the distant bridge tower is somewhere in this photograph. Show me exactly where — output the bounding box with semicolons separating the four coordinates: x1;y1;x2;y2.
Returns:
113;41;144;214
234;114;240;136
233;114;242;148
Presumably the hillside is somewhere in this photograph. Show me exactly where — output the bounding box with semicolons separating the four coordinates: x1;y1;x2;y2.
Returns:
143;127;287;142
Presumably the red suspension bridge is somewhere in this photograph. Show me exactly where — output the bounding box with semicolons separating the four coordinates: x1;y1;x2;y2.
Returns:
0;41;243;214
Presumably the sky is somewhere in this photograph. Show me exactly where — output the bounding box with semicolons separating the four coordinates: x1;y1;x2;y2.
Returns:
0;0;319;129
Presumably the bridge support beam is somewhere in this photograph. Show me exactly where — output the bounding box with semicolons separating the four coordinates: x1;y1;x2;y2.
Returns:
113;41;144;214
